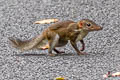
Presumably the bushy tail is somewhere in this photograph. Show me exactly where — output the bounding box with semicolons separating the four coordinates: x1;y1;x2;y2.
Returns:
8;37;22;47
8;35;45;51
8;37;30;50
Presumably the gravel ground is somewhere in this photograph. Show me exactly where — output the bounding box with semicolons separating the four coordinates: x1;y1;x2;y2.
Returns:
0;0;120;80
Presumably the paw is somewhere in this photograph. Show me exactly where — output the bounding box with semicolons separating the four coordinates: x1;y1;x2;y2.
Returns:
80;48;84;51
49;53;56;57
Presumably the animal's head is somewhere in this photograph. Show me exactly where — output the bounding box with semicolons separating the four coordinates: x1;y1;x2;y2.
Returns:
77;19;103;31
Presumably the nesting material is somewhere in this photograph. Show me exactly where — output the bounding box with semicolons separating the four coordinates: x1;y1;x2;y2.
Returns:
34;18;59;24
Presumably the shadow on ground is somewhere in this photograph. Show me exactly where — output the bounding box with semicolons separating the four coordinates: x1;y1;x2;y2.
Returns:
11;52;104;57
13;53;76;57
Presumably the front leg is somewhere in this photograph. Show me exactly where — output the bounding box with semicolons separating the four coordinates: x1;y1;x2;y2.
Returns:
70;41;85;55
80;40;85;51
48;34;59;56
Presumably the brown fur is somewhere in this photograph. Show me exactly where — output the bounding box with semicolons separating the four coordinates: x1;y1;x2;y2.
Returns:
9;19;102;56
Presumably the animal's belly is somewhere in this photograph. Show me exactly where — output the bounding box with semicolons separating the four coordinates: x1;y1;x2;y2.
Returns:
56;39;68;47
36;39;68;49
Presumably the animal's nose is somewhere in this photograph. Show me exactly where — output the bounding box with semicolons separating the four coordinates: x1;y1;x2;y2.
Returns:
97;25;103;30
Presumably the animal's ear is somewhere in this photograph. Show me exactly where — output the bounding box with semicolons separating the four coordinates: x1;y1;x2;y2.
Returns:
78;21;83;28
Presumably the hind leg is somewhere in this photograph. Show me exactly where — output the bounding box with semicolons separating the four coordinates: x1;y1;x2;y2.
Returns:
54;48;65;54
48;34;60;56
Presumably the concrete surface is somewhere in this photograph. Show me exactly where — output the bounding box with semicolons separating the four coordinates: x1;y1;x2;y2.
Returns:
0;0;120;80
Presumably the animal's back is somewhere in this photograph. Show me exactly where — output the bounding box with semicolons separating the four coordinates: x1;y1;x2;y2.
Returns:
49;20;75;30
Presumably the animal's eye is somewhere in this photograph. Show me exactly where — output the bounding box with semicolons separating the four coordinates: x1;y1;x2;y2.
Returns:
87;23;91;27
